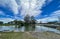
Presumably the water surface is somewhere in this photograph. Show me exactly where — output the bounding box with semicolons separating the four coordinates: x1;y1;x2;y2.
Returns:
0;26;60;34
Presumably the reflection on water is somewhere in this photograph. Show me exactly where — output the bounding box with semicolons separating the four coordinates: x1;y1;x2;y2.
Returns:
35;26;60;34
24;25;35;31
0;25;60;34
0;26;15;31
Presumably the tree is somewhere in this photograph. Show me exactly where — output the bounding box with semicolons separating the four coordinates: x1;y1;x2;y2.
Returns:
24;15;36;31
24;15;31;26
14;20;18;25
8;21;14;25
31;16;36;24
39;21;42;24
24;15;36;24
0;21;3;24
24;15;31;23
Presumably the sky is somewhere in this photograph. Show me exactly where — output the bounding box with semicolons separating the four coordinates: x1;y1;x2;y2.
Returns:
0;0;60;23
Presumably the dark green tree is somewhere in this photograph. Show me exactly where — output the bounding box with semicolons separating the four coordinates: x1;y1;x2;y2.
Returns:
0;21;3;24
24;15;31;23
24;15;31;26
31;16;36;24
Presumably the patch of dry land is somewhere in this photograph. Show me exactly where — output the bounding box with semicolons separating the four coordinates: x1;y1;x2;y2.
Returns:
0;32;60;39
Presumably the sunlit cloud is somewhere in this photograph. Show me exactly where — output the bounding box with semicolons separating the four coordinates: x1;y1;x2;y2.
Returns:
0;0;46;17
0;0;59;22
20;0;46;17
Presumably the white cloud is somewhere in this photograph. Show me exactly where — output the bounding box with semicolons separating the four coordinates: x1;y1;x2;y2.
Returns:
20;0;46;17
0;18;14;23
15;0;21;5
0;0;18;14
0;0;47;17
37;10;60;23
37;17;58;23
50;10;60;17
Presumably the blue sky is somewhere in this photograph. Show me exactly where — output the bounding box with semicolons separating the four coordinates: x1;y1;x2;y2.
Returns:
0;0;60;23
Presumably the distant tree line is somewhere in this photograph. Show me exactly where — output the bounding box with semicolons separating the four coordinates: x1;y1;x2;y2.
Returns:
0;15;60;26
0;15;35;27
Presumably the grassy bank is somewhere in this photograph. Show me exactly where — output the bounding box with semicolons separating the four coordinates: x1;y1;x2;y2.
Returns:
0;32;60;39
0;32;37;39
0;24;14;26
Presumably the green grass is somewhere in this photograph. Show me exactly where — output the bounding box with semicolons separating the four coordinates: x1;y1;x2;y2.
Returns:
0;24;14;26
0;32;37;39
0;32;60;39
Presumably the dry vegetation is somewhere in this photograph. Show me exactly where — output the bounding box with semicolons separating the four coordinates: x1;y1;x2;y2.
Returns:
0;32;60;39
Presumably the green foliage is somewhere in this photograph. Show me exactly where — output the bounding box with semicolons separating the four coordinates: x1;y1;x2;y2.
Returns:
0;15;36;28
24;15;36;25
0;21;3;24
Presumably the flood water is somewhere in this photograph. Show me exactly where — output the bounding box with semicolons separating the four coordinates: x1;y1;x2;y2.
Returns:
0;26;60;34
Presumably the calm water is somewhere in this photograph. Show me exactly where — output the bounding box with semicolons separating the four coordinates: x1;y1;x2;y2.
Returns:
0;26;60;34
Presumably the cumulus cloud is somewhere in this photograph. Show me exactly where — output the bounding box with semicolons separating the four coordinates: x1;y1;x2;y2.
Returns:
20;0;46;17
